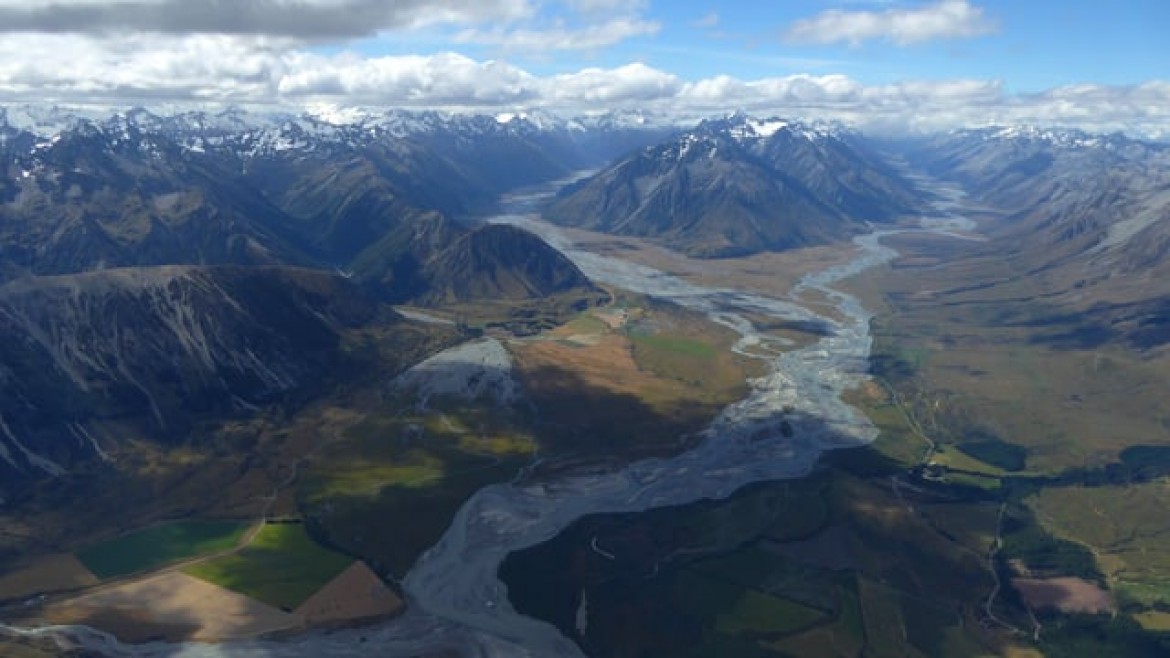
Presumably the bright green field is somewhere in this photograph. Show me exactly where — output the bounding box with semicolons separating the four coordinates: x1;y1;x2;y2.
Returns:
76;519;249;579
630;332;718;358
184;523;352;610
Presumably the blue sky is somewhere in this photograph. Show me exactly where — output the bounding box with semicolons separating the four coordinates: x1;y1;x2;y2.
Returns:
0;1;1166;135
335;1;1167;91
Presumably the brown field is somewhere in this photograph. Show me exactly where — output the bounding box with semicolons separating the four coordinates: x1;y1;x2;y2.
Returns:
1011;577;1115;615
43;571;300;642
0;553;98;601
294;561;404;625
517;333;665;401
514;323;747;442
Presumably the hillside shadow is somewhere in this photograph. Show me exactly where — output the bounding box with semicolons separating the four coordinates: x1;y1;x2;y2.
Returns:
1006;444;1170;491
1009;298;1170;352
499;408;879;654
515;363;727;468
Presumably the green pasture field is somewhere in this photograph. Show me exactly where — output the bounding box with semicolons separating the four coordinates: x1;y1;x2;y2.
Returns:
76;519;250;579
184;522;351;610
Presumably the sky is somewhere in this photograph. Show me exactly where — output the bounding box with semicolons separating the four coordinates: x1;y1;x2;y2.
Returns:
0;0;1166;135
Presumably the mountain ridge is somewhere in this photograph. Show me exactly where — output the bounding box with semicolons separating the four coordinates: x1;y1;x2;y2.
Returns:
544;114;922;257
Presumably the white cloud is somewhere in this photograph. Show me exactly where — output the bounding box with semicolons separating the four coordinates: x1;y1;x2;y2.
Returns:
785;0;997;47
0;33;1166;138
543;63;680;104
0;34;288;102
278;52;538;105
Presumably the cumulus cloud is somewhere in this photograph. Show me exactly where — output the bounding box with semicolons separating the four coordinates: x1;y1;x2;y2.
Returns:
0;0;535;39
278;52;538;105
785;0;997;47
0;34;287;102
0;31;1166;138
543;63;680;104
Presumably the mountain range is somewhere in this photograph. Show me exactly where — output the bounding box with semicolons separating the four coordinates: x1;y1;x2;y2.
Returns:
2;104;1170;507
904;126;1170;348
0;106;668;297
544;114;922;257
0;106;650;500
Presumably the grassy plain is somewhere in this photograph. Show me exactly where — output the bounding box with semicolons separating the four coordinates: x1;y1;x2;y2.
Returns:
76;520;250;579
845;233;1170;474
184;523;352;611
838;228;1170;652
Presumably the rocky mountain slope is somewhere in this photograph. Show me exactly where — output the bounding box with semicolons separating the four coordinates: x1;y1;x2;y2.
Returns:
0;106;628;501
545;114;920;257
903;126;1170;349
418;224;597;304
0;266;375;503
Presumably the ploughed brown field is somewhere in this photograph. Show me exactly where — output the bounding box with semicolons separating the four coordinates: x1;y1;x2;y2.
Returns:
294;561;404;625
0;553;98;602
23;559;402;643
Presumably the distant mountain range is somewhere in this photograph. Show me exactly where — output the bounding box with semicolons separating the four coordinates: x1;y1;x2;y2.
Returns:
905;126;1170;348
0;105;660;301
544;114;922;257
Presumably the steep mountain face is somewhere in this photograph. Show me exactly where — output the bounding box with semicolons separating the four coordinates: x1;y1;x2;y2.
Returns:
0;106;635;504
0;266;375;503
545;115;921;257
908;127;1170;277
419;224;598;304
